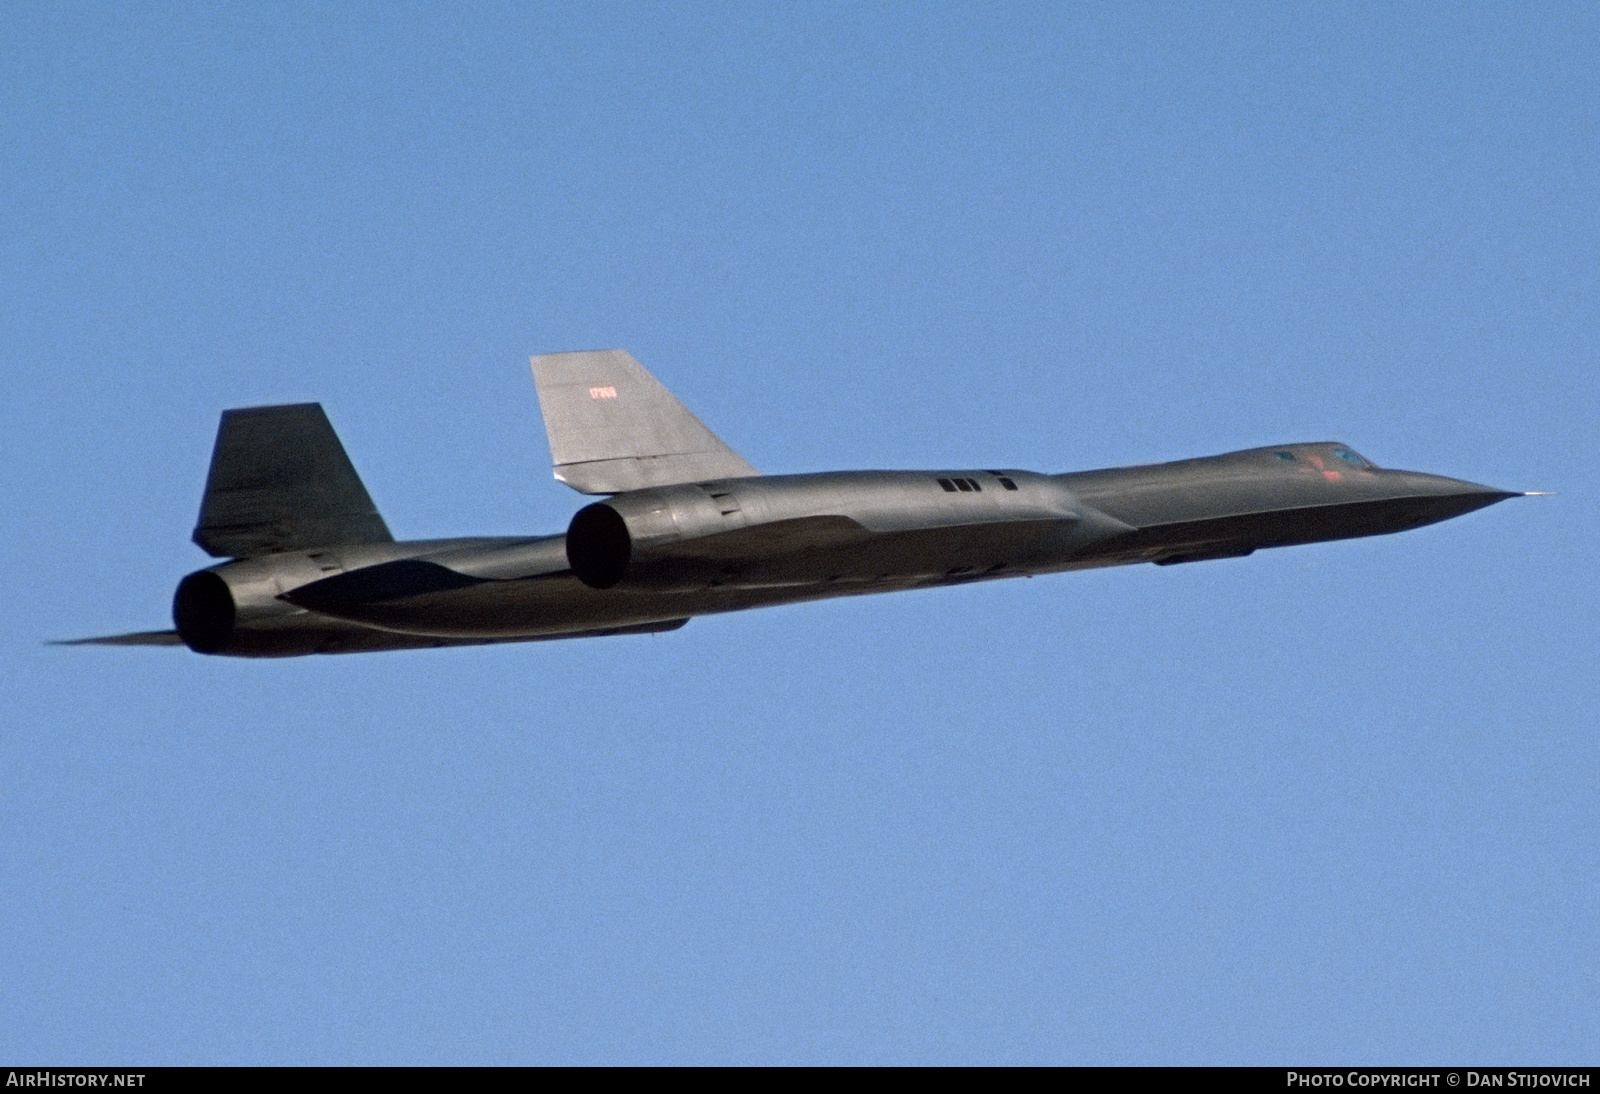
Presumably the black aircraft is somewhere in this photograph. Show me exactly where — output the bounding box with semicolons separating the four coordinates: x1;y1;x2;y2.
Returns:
68;350;1523;657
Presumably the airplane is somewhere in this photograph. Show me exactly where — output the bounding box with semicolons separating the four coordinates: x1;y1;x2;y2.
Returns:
64;349;1524;657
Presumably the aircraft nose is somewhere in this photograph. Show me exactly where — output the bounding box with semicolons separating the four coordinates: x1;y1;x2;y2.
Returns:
1385;470;1520;502
1375;469;1522;526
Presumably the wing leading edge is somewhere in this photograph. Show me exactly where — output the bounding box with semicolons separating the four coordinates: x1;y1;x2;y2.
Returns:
530;350;758;494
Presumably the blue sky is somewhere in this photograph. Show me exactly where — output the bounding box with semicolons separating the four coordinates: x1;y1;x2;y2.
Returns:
3;1;1594;1064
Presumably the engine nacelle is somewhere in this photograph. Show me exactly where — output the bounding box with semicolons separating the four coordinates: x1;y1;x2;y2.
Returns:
171;570;238;653
565;484;743;590
172;554;389;656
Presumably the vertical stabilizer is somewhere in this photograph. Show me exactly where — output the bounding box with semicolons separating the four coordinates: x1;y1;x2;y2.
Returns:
530;349;759;494
192;404;393;557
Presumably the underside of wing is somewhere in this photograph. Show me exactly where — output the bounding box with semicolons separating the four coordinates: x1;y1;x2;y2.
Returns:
530;350;758;494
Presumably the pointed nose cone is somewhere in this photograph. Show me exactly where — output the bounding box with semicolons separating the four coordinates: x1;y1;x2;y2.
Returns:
1379;470;1522;525
1393;470;1519;500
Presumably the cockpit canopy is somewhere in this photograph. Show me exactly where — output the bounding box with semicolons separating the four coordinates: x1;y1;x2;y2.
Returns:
1265;444;1377;470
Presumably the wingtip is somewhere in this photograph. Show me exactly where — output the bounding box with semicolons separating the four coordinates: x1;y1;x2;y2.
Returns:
51;631;185;648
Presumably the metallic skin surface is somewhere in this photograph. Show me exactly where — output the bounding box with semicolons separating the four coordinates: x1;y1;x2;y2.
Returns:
531;349;758;493
68;352;1521;657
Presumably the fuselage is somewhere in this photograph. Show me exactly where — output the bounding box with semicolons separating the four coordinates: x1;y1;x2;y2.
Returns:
172;442;1514;656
